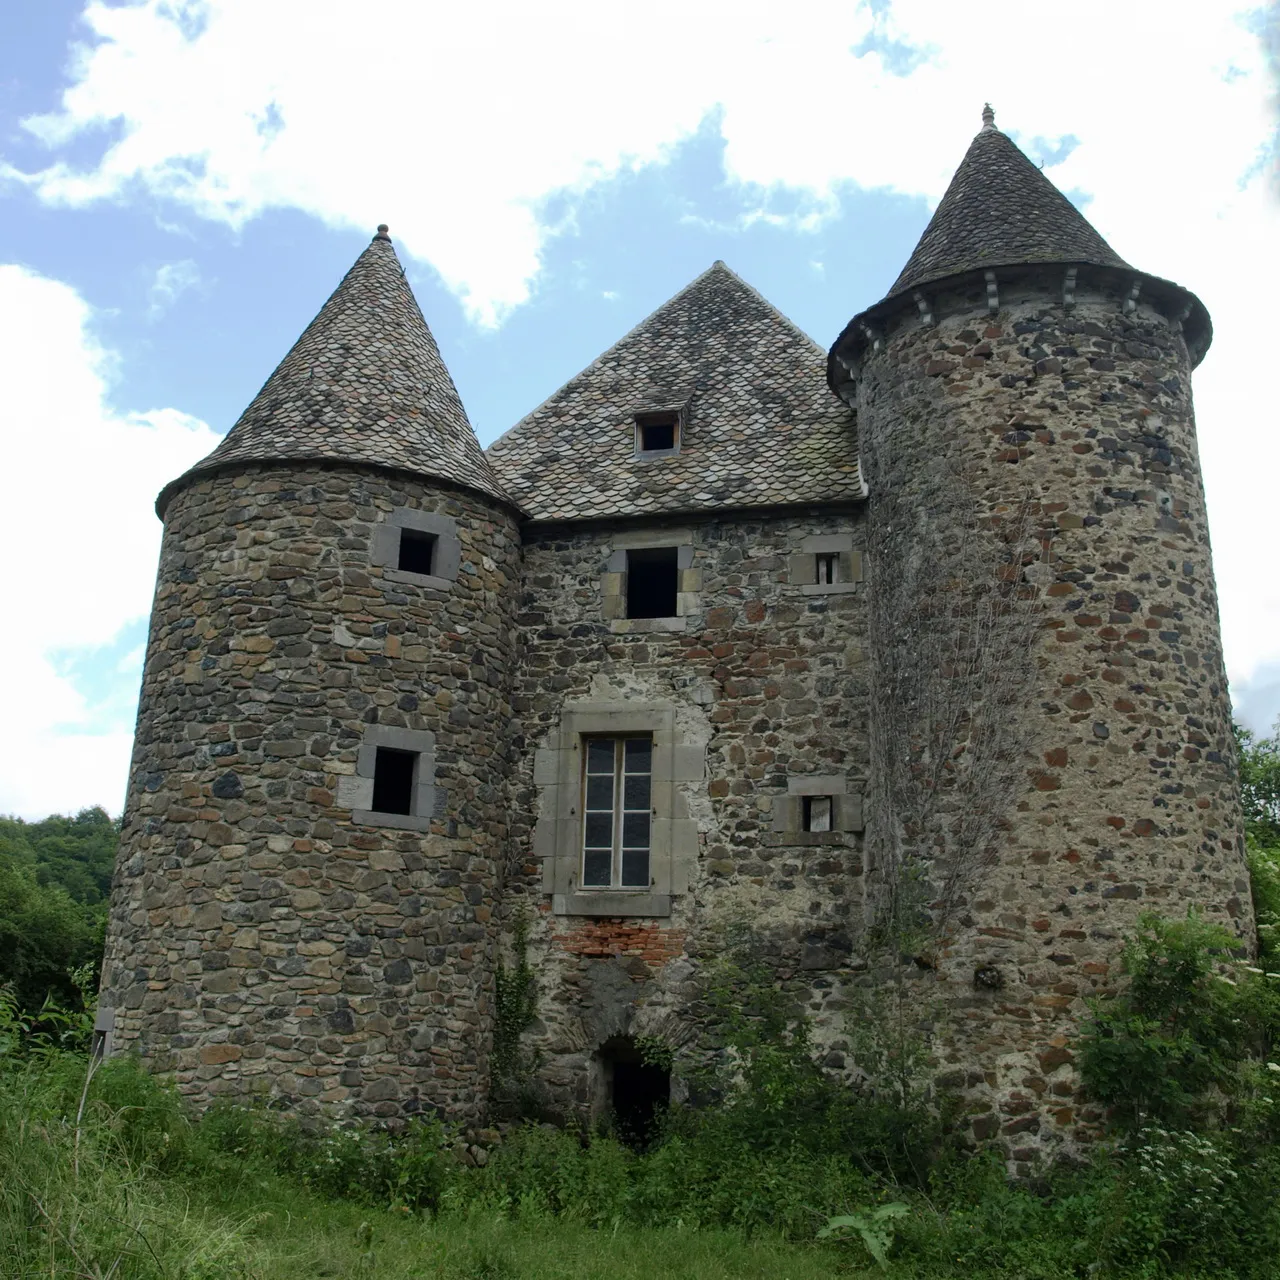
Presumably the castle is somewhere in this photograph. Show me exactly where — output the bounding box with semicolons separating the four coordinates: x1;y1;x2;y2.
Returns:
100;109;1251;1172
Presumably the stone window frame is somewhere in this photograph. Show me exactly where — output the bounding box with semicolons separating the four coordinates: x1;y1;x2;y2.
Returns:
601;528;703;633
787;533;862;596
770;775;863;844
370;508;462;590
533;701;703;917
337;725;437;833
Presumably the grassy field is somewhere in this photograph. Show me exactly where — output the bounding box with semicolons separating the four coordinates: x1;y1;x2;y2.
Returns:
0;1049;867;1280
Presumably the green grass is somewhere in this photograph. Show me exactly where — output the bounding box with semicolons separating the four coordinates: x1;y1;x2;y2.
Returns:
0;1050;861;1280
182;1182;856;1279
7;1031;1280;1278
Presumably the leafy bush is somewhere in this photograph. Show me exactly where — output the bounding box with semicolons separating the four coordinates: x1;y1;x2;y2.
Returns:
199;1102;455;1210
1079;910;1280;1133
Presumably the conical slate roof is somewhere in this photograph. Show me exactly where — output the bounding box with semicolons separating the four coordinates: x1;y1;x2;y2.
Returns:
486;262;861;522
887;111;1130;299
158;228;507;514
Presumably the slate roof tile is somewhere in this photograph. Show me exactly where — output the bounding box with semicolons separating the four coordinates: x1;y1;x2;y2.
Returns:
485;262;861;522
158;228;507;515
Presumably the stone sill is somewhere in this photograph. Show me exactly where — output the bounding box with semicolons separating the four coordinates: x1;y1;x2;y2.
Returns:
351;809;432;833
760;832;857;847
381;568;455;591
608;617;688;634
800;582;858;596
552;891;672;917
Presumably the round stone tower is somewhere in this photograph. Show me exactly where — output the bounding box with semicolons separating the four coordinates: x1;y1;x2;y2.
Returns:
827;109;1251;1169
101;227;521;1121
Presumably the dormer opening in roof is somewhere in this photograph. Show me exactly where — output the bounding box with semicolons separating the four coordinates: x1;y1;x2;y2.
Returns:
634;407;683;458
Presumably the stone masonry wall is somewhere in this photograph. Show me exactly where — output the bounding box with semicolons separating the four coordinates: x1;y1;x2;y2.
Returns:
101;463;520;1121
504;511;869;1120
855;270;1251;1173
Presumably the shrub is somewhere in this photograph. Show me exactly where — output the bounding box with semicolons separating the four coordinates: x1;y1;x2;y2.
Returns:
1079;910;1280;1133
199;1102;455;1210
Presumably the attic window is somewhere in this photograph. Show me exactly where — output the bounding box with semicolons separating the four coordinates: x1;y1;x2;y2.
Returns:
626;547;678;619
635;411;680;457
815;552;839;585
398;529;437;576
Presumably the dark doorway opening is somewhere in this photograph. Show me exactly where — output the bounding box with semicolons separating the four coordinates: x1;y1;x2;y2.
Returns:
398;528;437;575
626;547;678;619
372;747;416;815
598;1035;669;1149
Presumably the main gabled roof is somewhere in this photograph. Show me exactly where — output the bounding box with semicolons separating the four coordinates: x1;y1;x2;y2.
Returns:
157;228;507;515
485;261;861;522
887;117;1130;299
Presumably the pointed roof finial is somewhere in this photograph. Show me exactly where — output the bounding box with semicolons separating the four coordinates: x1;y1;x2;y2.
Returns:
374;223;391;241
981;103;996;131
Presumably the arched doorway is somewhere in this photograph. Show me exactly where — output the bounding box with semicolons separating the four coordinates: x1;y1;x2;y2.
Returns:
595;1035;669;1149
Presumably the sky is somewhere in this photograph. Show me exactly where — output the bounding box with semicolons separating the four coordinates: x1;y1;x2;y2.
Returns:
0;0;1277;821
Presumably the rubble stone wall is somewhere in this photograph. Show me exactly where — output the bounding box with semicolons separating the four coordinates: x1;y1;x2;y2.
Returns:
101;462;519;1121
504;511;870;1119
855;269;1251;1173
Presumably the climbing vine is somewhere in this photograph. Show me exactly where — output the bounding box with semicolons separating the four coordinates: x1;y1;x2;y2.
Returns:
491;911;539;1092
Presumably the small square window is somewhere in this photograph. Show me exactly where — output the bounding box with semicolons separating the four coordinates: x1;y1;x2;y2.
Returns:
815;552;839;585
398;529;437;576
803;795;833;833
582;736;653;889
372;747;417;816
635;411;680;456
626;547;678;619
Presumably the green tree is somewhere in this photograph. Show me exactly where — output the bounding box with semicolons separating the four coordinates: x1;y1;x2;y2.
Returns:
0;857;101;1012
1238;723;1280;967
0;806;118;905
0;807;117;1012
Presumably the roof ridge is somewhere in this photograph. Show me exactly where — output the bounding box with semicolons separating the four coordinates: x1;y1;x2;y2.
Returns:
487;261;822;455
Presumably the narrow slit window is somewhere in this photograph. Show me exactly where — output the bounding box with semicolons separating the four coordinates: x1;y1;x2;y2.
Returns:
582;736;653;889
635;411;680;456
815;552;839;585
803;795;833;833
372;747;417;816
626;547;679;619
398;529;437;576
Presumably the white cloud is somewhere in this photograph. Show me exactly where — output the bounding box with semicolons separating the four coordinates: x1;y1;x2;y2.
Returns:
0;264;220;819
148;258;201;318
2;0;1277;748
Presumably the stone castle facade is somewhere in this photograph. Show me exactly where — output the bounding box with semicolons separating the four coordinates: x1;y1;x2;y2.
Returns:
100;110;1252;1171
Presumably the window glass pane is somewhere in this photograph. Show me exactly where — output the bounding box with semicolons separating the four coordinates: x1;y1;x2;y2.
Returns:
622;811;650;850
621;849;650;887
583;849;611;886
587;739;616;774
584;812;614;848
586;774;614;810
624;738;652;773
623;773;650;811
